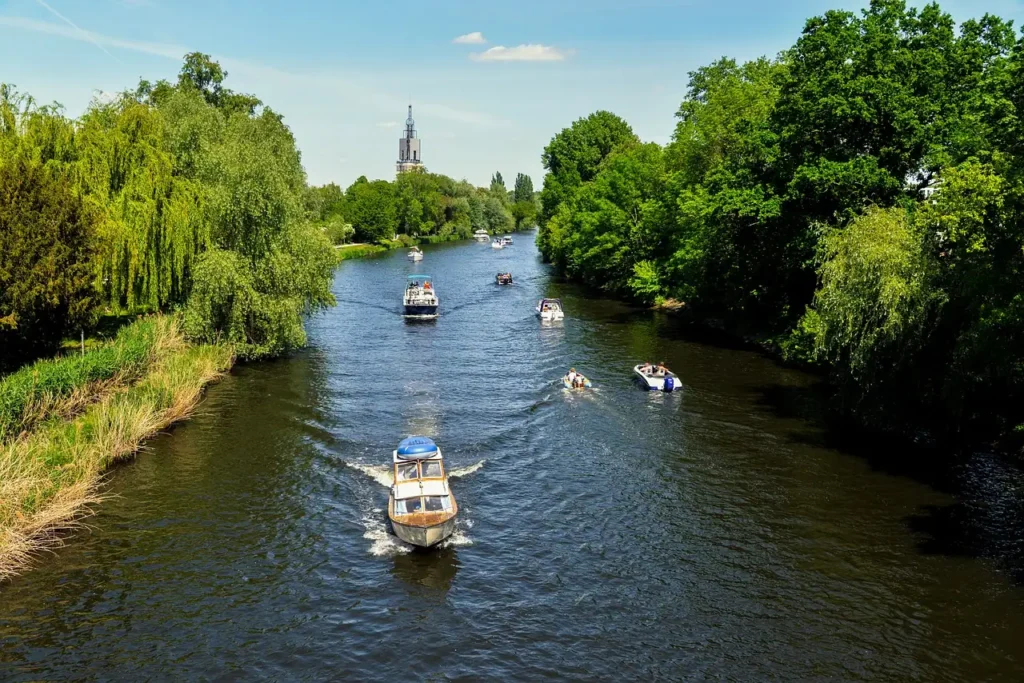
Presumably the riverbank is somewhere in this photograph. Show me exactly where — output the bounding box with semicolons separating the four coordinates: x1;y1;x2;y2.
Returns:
0;316;233;581
336;228;535;261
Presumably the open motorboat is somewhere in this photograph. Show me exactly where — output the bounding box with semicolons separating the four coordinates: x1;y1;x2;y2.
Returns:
388;436;458;548
474;229;490;242
500;235;513;246
491;238;504;249
495;272;513;286
562;369;592;390
536;298;564;321
633;363;682;392
408;246;423;261
403;275;439;317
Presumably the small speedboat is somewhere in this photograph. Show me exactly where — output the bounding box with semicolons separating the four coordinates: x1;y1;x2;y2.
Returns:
501;235;513;246
633;363;682;392
388;436;458;548
408;247;423;261
496;272;513;286
562;371;592;390
474;230;490;242
536;298;564;321
491;239;504;250
403;275;439;317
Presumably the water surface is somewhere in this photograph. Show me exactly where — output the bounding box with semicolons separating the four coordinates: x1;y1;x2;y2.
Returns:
2;236;1023;681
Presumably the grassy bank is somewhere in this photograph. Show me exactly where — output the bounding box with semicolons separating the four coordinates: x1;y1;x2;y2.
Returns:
336;242;396;260
0;316;233;581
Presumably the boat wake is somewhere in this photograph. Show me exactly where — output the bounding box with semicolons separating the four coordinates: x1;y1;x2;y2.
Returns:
347;462;393;487
361;510;412;556
448;460;485;478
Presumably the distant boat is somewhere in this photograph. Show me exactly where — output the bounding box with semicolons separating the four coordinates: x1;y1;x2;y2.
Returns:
388;436;458;548
633;363;681;392
495;272;513;286
491;239;503;249
408;246;423;261
403;275;439;318
562;370;592;389
536;298;564;321
474;229;490;241
501;235;513;246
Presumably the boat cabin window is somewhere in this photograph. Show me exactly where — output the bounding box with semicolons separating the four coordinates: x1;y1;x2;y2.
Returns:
423;496;451;512
397;463;419;481
395;497;423;514
421;461;442;478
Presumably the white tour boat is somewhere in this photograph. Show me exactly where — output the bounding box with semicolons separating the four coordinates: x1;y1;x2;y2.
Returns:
403;275;439;318
501;235;513;246
388;436;458;547
536;298;565;321
633;363;682;392
407;246;423;261
474;229;490;241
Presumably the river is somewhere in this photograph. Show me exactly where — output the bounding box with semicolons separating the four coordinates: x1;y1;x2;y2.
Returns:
2;235;1023;681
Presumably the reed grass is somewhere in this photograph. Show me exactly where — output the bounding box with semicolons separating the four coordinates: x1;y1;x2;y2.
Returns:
0;321;233;582
0;317;181;442
336;243;390;260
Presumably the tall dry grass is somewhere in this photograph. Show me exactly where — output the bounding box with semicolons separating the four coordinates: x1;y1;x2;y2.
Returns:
0;319;233;582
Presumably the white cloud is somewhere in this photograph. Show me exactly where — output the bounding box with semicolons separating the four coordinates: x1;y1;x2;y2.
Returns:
452;31;486;45
470;44;571;62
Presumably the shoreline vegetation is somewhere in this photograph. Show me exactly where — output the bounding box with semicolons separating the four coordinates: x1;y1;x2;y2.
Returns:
537;0;1024;455
0;316;233;581
1;52;538;578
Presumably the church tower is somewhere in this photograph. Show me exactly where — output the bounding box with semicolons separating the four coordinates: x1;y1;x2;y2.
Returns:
397;105;423;173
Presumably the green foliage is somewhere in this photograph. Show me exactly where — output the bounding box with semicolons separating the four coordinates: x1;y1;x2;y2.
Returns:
538;0;1024;447
346;179;398;242
513;173;534;204
0;317;167;441
0;157;97;367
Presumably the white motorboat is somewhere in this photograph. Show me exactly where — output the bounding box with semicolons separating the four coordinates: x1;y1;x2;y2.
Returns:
536;298;564;321
633;363;682;392
501;235;513;246
474;229;490;241
388;436;458;548
408;246;423;261
403;275;439;317
491;239;504;249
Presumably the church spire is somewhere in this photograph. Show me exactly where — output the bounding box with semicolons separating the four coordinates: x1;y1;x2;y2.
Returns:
397;103;423;173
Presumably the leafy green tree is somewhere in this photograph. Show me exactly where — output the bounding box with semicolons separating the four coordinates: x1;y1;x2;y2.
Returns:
513;173;534;204
346;179;398;242
0;158;97;367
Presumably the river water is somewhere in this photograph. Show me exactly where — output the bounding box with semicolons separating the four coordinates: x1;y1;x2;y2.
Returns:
2;236;1024;681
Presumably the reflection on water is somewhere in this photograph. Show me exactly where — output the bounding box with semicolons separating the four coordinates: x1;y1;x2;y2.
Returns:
2;234;1024;681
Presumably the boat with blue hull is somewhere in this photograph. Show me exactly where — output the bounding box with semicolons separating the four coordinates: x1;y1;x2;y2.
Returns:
634;363;682;392
387;436;458;548
403;275;439;318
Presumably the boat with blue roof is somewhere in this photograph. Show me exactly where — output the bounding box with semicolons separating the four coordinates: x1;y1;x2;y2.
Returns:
387;436;458;547
403;275;439;318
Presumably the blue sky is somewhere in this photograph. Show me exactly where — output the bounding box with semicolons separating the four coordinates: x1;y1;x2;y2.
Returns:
2;0;1023;189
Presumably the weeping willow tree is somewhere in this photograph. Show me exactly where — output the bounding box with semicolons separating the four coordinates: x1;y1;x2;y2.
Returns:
76;98;209;312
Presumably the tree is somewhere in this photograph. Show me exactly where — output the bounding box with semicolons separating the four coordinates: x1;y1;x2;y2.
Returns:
346;179;398;242
513;173;534;203
0;159;97;367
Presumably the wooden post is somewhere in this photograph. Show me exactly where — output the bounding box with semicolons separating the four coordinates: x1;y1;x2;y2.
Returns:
81;329;85;356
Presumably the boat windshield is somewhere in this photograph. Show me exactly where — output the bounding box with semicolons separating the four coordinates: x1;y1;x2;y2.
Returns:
424;496;452;512
421;461;442;478
396;497;423;514
397;463;418;481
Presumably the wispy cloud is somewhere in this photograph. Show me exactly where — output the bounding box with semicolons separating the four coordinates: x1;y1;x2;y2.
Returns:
375;121;399;128
0;16;505;127
452;31;486;45
33;0;116;59
0;15;184;58
470;44;571;62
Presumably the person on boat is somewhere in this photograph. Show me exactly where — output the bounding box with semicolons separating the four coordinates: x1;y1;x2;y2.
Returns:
566;368;578;384
639;362;653;374
574;374;585;388
424;281;432;290
656;362;668;376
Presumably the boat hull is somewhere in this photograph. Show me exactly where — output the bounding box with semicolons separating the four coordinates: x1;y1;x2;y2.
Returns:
390;516;457;548
562;377;592;389
404;304;439;317
633;368;681;392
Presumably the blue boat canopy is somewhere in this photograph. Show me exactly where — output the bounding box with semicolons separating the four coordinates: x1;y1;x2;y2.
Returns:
397;436;439;458
408;275;432;280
